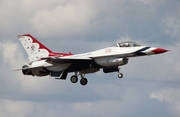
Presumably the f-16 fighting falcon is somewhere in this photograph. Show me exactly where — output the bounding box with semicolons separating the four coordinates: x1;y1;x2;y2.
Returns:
16;34;168;85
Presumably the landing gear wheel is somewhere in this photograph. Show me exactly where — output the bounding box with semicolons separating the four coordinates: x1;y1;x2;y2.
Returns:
80;78;88;86
70;75;78;83
118;73;123;78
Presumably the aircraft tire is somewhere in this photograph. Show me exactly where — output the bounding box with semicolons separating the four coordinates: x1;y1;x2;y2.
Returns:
80;78;88;86
118;73;123;78
70;75;78;83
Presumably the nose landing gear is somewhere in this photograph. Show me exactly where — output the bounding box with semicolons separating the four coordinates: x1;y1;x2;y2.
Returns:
118;73;123;78
118;68;123;78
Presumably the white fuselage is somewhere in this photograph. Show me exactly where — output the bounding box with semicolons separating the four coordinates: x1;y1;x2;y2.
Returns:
62;46;155;67
29;46;155;72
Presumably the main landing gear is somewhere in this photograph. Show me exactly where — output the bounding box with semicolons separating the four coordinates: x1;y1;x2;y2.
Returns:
70;68;123;85
70;72;88;86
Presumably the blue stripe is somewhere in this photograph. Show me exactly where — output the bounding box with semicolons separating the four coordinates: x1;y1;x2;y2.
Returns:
134;47;150;56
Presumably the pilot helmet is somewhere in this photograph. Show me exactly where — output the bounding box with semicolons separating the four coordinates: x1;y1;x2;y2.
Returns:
125;43;129;47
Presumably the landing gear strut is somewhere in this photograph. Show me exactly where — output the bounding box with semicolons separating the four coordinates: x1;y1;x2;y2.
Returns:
70;72;88;86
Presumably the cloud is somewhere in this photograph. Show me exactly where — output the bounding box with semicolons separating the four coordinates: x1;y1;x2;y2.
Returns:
30;0;97;38
1;0;178;44
150;88;180;117
162;17;180;38
0;40;21;65
0;0;71;37
0;99;33;117
137;0;165;7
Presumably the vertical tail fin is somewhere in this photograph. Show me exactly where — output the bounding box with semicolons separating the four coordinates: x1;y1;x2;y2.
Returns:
18;34;52;62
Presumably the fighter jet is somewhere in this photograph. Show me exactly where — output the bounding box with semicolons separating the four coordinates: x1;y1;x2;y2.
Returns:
16;34;168;85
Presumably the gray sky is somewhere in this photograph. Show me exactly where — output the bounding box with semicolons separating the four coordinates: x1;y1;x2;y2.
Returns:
0;0;180;117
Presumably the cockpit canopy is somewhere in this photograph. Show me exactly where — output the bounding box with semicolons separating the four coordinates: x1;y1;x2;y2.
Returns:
111;41;141;47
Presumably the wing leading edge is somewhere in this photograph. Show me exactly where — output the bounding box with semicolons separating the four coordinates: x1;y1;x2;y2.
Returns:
42;56;93;64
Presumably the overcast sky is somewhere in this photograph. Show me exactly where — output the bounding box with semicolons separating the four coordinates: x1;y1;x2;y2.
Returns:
0;0;180;117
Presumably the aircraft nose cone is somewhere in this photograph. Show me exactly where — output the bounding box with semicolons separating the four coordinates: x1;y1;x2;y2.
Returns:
152;48;169;54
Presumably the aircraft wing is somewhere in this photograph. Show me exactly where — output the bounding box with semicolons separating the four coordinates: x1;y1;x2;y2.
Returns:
14;57;92;71
42;56;93;64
